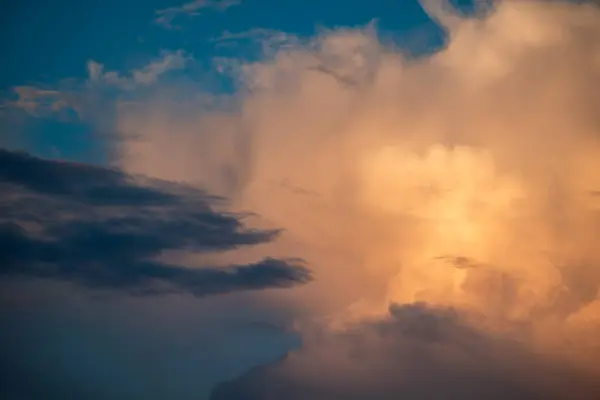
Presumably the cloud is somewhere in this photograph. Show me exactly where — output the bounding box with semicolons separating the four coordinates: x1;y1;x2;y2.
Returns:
132;50;189;84
110;0;600;397
6;50;191;123
0;148;310;296
211;28;301;56
210;303;600;400
3;0;600;398
87;50;190;89
8;86;81;119
155;0;241;29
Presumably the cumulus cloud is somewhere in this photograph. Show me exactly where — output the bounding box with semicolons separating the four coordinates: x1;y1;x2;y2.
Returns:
108;0;600;397
155;0;241;29
0;148;310;296
4;0;600;398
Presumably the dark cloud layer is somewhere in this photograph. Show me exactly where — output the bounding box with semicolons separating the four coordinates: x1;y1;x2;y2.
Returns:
0;148;310;296
211;303;600;400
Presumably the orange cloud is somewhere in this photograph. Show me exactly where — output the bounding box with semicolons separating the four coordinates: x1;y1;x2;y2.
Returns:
117;0;600;377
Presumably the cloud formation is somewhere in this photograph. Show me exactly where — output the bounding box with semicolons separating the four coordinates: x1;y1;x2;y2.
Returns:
155;0;241;28
4;0;600;398
0;148;310;296
211;303;600;400
109;0;600;397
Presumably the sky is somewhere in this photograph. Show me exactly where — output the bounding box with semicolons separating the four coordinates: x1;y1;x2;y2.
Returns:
2;0;600;399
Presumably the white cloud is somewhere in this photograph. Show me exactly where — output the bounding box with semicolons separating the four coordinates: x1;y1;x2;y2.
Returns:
155;0;241;28
117;0;600;381
212;28;299;53
132;50;189;85
87;50;190;90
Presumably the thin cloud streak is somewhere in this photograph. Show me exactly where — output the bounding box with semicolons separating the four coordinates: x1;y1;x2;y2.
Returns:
155;0;241;28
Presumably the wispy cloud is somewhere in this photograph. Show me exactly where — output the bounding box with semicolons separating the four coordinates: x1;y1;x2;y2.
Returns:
87;50;190;89
7;50;191;120
8;86;82;119
211;28;300;63
0;148;310;296
155;0;241;29
211;28;297;48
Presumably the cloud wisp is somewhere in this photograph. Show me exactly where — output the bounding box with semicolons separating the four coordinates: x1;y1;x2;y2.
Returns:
4;49;191;125
87;50;190;89
0;148;310;297
155;0;241;29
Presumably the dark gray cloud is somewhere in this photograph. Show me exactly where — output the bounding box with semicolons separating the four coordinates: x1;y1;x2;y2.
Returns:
210;303;600;400
0;148;310;296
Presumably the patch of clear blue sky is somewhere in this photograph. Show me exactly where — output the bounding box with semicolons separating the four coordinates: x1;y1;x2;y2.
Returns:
1;0;475;161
